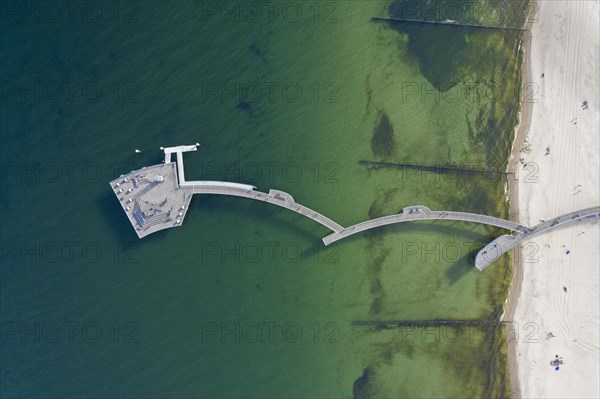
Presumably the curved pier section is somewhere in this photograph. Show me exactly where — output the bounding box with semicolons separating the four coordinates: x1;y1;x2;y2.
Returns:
110;145;599;272
322;206;530;245
475;207;600;270
184;182;343;233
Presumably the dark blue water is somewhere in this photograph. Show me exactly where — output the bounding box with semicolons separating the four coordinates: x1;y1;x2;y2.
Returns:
1;1;525;397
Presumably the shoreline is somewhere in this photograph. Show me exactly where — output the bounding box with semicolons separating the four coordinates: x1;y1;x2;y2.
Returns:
505;1;600;398
503;1;536;397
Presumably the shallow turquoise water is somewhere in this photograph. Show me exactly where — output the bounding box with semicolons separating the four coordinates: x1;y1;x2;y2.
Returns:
1;1;524;397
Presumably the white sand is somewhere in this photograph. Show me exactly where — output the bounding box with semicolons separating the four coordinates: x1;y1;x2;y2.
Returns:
512;1;600;398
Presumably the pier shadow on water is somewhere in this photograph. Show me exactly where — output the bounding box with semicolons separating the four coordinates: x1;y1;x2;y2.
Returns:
328;221;497;284
190;195;327;244
446;247;478;284
336;218;490;246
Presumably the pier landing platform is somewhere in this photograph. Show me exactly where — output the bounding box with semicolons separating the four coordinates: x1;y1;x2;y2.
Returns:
110;145;341;238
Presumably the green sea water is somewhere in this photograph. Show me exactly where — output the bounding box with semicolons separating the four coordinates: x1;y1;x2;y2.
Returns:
1;1;526;397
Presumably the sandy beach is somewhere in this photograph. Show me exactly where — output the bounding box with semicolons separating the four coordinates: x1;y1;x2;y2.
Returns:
506;1;600;398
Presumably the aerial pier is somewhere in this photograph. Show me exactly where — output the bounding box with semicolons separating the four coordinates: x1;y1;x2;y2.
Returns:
110;145;599;270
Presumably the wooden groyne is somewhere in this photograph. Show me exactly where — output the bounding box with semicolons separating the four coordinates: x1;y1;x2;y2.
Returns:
358;160;510;177
353;320;513;327
371;17;527;32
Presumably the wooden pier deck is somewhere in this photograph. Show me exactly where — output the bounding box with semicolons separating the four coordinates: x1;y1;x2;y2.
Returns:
475;207;600;270
322;206;530;246
110;145;598;271
183;182;343;233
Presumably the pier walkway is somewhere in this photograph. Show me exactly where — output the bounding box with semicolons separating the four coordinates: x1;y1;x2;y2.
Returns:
322;206;530;245
110;145;598;271
166;145;342;233
183;182;343;233
475;207;600;270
